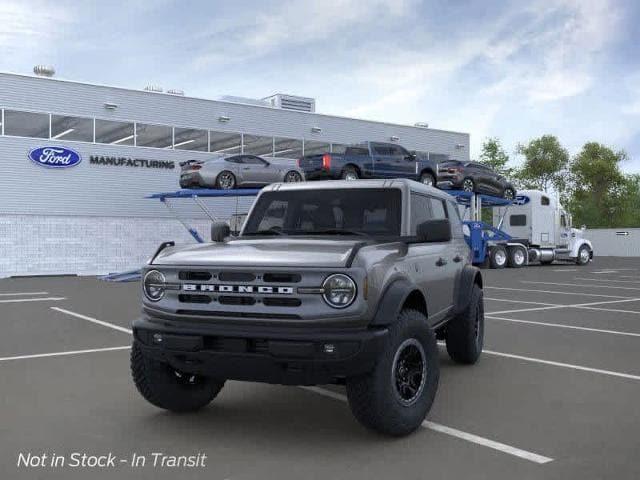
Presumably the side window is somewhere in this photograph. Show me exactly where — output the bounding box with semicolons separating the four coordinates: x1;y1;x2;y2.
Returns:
345;147;369;156
430;198;448;220
225;156;241;163
447;201;464;238
387;145;407;157
541;196;550;206
410;194;432;235
510;214;527;226
373;145;391;155
243;156;266;165
560;214;567;227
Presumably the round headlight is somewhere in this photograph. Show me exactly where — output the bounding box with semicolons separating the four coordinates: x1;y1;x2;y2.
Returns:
322;274;357;308
143;270;166;302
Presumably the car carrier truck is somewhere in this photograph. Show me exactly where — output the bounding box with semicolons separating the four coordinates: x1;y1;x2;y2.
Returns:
484;189;593;268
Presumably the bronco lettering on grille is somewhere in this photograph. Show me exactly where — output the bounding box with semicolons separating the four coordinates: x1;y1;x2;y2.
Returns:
182;284;294;294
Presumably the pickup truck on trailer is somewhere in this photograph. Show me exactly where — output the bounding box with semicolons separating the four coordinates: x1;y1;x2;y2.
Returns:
131;179;484;436
298;141;440;187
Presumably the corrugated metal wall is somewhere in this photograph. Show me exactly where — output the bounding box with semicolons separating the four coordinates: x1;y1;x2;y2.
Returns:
0;72;471;276
585;228;640;257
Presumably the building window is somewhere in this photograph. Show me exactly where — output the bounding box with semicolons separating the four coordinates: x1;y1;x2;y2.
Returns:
51;115;94;142
95;119;134;145
210;131;241;154
273;137;303;158
243;134;273;156
136;123;173;149
173;127;208;151
4;110;49;138
303;140;330;156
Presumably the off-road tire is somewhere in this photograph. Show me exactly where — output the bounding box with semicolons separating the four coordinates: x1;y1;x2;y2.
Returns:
345;309;439;436
446;284;484;364
341;166;359;181
507;246;526;268
576;245;591;266
489;245;507;269
131;342;225;412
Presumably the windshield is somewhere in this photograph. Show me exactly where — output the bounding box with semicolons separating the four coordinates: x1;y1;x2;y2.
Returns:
243;188;402;237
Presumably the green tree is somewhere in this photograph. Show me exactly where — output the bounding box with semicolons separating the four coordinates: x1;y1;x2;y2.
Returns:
567;142;640;227
478;137;513;176
515;135;569;193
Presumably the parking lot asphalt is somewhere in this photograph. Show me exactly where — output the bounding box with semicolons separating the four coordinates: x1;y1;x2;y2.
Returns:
1;257;639;479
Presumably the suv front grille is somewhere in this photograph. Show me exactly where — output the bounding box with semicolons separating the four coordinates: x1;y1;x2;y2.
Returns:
175;310;301;320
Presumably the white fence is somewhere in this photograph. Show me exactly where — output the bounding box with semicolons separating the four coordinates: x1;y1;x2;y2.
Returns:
585;228;640;257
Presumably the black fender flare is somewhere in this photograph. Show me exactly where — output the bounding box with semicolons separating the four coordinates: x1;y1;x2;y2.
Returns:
370;278;421;326
454;265;483;315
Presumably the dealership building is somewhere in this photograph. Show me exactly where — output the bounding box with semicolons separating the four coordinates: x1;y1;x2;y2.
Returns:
0;70;470;277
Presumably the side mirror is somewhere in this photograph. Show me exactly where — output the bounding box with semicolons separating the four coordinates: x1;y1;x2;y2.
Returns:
405;153;416;161
581;224;587;231
416;219;452;243
211;222;230;242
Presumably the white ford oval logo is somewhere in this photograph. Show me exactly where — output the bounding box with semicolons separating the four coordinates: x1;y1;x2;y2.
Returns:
28;146;82;168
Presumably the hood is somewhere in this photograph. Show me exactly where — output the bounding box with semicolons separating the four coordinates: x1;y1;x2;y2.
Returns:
152;238;361;268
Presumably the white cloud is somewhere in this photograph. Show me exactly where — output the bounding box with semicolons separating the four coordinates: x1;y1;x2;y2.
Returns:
0;1;72;54
192;0;416;69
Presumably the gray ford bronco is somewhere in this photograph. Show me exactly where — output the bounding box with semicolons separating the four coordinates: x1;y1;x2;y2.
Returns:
131;179;484;436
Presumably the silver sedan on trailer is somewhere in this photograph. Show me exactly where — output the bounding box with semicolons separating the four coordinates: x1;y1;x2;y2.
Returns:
179;154;305;190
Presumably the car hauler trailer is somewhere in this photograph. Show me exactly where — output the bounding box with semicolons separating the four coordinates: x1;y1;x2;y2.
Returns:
450;189;593;268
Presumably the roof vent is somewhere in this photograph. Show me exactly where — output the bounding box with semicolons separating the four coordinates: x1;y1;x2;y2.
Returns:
33;65;55;77
167;89;185;96
414;122;429;128
144;85;163;93
263;94;315;113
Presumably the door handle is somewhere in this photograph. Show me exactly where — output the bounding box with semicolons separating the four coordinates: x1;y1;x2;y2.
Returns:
453;255;463;263
436;257;448;267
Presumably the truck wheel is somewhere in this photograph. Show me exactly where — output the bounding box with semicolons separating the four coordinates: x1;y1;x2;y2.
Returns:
489;245;507;269
507;246;526;268
420;172;435;187
446;284;484;364
341;166;359;181
130;342;225;412
576;245;591;265
345;309;439;436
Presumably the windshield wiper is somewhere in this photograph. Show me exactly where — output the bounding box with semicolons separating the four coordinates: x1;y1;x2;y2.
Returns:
294;229;371;237
244;229;286;236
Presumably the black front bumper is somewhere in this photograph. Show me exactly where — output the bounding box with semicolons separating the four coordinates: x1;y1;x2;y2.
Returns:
133;316;388;385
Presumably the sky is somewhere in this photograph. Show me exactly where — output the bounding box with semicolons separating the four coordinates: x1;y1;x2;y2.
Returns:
1;0;639;172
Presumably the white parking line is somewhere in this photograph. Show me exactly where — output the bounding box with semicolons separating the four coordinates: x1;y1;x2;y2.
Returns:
0;346;131;362
301;386;553;464
486;315;640;338
0;297;66;304
486;298;558;307
574;277;640;284
487;297;640;315
486;286;630;299
0;291;49;296
576;306;640;315
483;350;640;381
51;307;133;334
522;281;640;291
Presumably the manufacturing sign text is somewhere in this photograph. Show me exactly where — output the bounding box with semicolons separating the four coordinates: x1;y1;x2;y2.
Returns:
90;156;175;169
29;147;82;169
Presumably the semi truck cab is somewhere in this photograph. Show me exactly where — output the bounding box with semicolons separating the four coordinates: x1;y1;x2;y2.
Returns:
493;190;593;265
